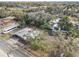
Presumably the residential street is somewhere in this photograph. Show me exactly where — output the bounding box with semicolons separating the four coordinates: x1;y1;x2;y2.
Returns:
0;39;33;57
0;49;7;57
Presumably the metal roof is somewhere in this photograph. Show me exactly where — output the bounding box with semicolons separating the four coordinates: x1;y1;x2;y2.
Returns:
13;27;39;40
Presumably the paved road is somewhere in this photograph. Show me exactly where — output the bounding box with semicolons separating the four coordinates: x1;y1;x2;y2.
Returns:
0;49;7;57
0;40;9;57
7;48;29;57
0;39;33;57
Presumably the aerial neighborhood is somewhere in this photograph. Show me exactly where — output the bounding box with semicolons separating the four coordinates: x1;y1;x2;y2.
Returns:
0;2;79;57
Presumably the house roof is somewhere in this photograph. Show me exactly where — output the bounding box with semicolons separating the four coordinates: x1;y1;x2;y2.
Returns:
13;27;39;40
50;18;61;29
0;16;19;33
3;22;19;31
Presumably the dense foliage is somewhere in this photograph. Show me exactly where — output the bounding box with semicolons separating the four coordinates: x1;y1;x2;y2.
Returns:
58;16;78;38
26;35;49;52
49;31;79;57
0;2;79;57
59;16;73;31
27;12;52;29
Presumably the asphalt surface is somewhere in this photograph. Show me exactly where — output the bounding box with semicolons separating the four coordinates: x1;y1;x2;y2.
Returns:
0;49;7;57
0;39;33;57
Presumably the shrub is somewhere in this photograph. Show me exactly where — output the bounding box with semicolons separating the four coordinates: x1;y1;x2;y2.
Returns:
27;36;49;52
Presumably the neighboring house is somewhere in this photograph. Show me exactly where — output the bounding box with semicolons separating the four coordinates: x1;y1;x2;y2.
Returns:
49;18;70;36
12;27;40;44
48;18;61;36
0;16;19;34
3;22;19;33
51;18;61;32
50;17;79;36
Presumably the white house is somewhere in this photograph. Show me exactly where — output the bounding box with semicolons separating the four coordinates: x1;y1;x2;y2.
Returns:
51;18;61;32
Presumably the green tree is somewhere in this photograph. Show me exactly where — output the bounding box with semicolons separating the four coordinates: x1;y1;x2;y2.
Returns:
18;14;29;28
59;16;73;31
58;16;78;38
27;36;49;52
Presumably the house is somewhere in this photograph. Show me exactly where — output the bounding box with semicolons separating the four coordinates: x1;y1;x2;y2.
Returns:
49;18;70;36
51;18;61;32
12;27;40;44
0;16;19;34
49;17;79;36
48;18;61;36
3;22;19;33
